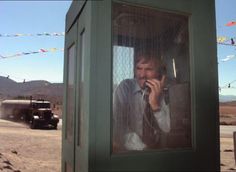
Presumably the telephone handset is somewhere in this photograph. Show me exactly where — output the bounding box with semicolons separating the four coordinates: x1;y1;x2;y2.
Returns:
143;65;169;104
157;65;167;81
144;65;167;91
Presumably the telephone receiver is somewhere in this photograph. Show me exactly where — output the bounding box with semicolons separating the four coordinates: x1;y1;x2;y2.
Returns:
143;65;169;104
144;65;167;91
157;65;167;81
143;81;151;93
143;81;150;103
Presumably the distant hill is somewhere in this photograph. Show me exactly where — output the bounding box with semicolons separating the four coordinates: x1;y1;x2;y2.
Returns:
1;75;234;104
0;76;63;104
220;101;236;106
219;94;236;102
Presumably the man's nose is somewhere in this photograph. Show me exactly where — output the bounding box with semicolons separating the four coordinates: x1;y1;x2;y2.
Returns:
139;69;147;78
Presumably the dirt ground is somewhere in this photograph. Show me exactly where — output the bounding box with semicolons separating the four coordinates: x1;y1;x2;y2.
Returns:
0;97;234;171
0;119;235;172
220;105;236;125
221;137;236;171
0;119;61;172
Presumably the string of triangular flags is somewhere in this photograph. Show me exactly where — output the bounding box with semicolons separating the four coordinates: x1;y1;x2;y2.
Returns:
217;21;236;62
217;21;236;46
0;48;64;59
217;36;236;45
219;79;236;92
221;55;236;62
0;32;65;37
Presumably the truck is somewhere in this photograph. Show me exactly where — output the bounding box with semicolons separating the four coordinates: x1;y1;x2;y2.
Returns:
0;99;59;129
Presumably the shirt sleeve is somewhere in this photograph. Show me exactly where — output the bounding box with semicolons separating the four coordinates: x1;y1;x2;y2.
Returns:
153;99;171;133
113;80;131;151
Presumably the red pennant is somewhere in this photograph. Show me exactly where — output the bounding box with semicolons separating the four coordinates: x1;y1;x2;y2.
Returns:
225;21;236;26
40;49;48;52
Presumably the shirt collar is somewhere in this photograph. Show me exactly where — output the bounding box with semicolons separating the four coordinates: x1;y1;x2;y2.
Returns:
132;79;143;95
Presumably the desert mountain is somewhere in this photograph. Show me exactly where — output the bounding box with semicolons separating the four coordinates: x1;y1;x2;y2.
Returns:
0;76;63;104
219;94;236;102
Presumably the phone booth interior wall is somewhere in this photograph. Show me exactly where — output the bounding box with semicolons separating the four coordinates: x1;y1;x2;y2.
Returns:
63;0;219;171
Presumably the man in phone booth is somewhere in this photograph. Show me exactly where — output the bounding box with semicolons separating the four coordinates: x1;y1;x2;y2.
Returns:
113;50;171;153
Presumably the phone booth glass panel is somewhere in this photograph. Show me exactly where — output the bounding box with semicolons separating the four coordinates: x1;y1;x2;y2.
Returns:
112;2;191;153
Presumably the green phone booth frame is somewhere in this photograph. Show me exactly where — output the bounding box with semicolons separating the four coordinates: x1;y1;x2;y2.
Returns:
62;0;220;171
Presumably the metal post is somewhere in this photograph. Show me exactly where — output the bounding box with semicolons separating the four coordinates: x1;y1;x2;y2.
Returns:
233;131;236;164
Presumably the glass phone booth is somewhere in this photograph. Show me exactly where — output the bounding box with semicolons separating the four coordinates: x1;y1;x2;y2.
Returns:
62;0;220;171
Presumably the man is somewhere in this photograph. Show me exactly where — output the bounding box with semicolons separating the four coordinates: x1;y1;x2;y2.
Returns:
113;53;170;152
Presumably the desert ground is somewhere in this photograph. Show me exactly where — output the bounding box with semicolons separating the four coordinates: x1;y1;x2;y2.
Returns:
220;125;236;171
0;120;235;172
0;102;236;172
220;102;236;171
0;119;61;172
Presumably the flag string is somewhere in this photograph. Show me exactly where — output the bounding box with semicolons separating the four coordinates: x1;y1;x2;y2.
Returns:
0;48;64;59
219;80;236;92
0;32;65;37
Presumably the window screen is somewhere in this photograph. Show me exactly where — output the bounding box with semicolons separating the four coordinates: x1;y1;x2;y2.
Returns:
112;2;191;153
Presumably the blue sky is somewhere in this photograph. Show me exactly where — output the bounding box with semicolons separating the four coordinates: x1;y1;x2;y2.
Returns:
0;0;235;95
0;1;71;83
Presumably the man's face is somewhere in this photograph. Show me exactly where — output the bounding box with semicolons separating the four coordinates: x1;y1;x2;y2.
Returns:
135;58;160;89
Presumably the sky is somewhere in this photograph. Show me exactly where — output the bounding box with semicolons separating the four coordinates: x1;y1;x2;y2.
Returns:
0;1;72;83
0;0;235;95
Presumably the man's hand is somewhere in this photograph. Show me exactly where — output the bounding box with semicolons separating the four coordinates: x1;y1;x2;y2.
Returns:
145;75;166;111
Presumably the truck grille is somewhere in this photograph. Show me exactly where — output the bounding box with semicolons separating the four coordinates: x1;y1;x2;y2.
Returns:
43;111;51;120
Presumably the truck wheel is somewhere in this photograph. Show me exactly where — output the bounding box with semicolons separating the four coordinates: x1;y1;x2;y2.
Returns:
30;119;37;129
53;124;58;130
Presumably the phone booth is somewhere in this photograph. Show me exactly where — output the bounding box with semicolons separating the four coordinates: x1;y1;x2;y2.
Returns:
62;0;220;171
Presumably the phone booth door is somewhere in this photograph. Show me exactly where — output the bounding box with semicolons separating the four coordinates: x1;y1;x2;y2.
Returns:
93;0;219;171
62;1;89;172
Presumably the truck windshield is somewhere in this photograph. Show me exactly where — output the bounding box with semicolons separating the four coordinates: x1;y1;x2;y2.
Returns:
34;103;50;108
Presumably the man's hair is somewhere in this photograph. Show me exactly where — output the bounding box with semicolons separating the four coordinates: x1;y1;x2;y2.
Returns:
135;48;158;60
134;50;166;76
135;50;162;65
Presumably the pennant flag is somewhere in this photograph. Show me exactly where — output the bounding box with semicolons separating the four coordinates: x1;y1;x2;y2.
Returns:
0;47;63;59
220;80;236;90
26;34;33;36
49;48;57;52
226;21;236;26
221;55;236;62
44;32;50;36
22;52;31;55
0;54;6;58
0;32;65;37
231;38;235;45
217;36;227;43
218;40;236;47
40;49;48;52
217;36;236;43
14;33;24;37
15;53;22;56
31;51;39;54
52;33;60;36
